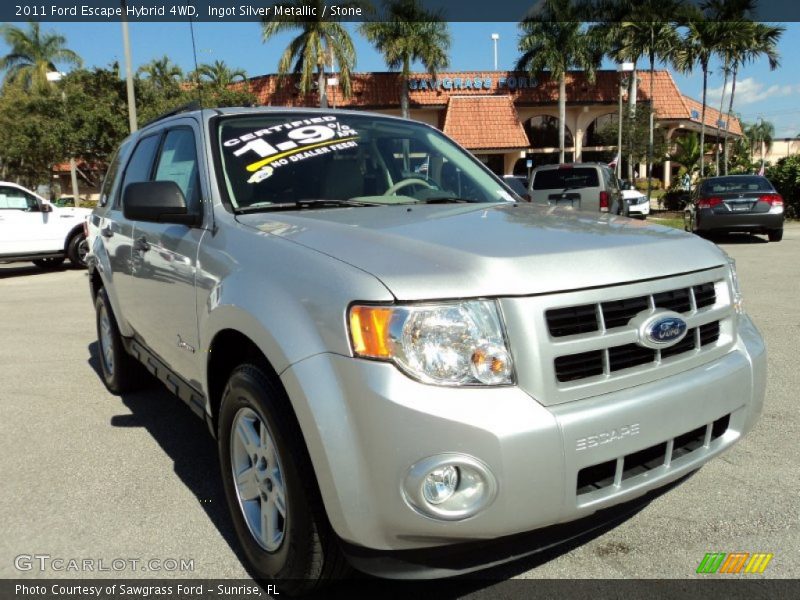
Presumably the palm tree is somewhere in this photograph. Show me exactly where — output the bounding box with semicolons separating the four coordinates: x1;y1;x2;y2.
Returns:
262;0;359;109
716;20;782;173
516;0;603;163
612;1;683;200
0;22;82;90
195;60;247;88
670;132;702;175
360;0;450;119
746;119;774;167
673;11;732;177
137;56;183;89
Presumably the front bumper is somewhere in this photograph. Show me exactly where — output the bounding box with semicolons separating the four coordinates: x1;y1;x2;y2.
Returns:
279;315;766;556
626;197;650;215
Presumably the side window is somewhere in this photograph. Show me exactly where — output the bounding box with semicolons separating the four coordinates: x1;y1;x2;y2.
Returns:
154;128;200;213
118;134;161;208
0;186;36;210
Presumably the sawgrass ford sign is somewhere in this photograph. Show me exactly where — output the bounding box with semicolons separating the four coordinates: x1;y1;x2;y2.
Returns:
408;75;538;91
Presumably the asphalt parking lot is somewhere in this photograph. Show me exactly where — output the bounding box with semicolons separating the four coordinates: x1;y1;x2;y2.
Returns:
1;224;798;591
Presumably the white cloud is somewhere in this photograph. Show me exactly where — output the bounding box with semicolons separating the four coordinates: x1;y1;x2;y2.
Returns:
707;77;797;108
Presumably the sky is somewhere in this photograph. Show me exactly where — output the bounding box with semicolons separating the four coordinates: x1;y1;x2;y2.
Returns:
3;20;799;137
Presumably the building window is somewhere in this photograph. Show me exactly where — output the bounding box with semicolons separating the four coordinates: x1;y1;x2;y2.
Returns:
585;113;619;148
525;115;573;149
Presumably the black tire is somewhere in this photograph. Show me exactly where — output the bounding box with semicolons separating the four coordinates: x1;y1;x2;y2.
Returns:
67;232;88;268
768;229;783;242
33;257;65;269
95;288;144;394
218;364;348;594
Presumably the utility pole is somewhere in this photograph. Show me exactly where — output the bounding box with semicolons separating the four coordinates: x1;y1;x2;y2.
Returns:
491;34;499;71
121;1;138;132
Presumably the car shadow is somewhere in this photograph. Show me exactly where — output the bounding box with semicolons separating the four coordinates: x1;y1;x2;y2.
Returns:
87;341;668;597
86;342;247;567
708;232;768;245
0;263;70;278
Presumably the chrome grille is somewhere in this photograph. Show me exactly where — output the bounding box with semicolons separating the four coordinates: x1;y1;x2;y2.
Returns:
501;266;736;406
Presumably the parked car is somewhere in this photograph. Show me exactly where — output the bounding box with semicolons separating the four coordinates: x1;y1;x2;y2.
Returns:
502;174;530;200
0;182;90;268
684;175;784;241
528;162;623;214
618;179;650;218
87;107;765;592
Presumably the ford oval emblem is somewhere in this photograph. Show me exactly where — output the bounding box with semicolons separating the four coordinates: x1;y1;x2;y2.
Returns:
644;315;688;347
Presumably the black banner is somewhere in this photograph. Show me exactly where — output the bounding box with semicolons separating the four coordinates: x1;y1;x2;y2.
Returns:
2;1;800;23
2;579;800;600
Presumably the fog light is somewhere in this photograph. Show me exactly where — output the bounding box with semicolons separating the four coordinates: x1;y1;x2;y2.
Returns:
422;466;459;505
403;454;497;521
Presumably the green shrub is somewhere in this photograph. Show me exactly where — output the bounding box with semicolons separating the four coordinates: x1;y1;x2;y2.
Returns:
766;156;800;219
661;189;690;211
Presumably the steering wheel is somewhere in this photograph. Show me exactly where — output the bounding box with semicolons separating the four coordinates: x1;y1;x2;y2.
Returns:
383;177;435;196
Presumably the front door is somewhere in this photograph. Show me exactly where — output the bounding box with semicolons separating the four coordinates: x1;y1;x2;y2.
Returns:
0;186;61;255
125;123;207;386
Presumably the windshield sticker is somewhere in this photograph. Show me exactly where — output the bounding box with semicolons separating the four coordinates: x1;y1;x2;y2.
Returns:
223;116;359;178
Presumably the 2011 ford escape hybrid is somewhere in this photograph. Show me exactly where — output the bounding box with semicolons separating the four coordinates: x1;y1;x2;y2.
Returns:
86;107;766;592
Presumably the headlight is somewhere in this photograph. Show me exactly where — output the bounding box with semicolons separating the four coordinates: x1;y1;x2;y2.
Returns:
349;300;514;386
725;254;744;314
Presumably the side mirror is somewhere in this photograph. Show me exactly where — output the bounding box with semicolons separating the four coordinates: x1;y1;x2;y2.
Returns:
123;181;199;226
40;203;53;213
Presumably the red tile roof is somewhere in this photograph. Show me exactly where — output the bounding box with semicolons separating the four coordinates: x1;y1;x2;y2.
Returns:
247;69;741;137
442;96;529;150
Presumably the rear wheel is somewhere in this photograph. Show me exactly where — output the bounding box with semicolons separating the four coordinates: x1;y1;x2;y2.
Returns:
33;257;65;269
218;364;348;594
95;288;145;393
67;232;88;268
768;229;783;242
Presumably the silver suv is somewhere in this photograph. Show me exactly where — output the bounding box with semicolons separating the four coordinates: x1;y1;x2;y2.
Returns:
87;108;766;591
529;162;623;214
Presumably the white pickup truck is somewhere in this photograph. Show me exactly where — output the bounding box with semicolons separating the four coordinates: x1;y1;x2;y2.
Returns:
0;181;90;268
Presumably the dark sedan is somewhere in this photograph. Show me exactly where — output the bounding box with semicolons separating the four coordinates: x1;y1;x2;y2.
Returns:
684;175;784;242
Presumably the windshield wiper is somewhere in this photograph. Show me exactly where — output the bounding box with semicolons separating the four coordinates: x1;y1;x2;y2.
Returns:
416;196;473;204
235;198;381;214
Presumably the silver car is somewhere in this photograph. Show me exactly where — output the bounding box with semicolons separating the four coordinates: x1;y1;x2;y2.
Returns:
87;108;766;592
528;162;624;214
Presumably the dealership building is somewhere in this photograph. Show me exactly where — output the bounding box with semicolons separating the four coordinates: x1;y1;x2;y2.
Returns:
249;69;742;187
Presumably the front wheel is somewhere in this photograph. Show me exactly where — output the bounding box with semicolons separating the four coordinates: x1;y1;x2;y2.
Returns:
768;229;783;242
218;365;348;594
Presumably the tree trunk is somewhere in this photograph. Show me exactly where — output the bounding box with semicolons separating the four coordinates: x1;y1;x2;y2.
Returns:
558;74;566;163
699;64;708;178
318;66;328;109
724;63;739;175
627;67;638;181
400;75;409;119
715;60;729;175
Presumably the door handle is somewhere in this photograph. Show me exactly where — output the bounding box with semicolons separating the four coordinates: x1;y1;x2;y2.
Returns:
100;225;113;238
133;236;150;253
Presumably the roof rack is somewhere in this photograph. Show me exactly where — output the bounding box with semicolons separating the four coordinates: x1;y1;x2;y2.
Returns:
142;101;202;128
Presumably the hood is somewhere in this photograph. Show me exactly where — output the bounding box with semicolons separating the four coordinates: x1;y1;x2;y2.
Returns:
236;203;726;301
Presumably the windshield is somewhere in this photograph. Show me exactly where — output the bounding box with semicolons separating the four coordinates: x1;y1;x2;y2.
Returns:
532;168;599;190
215;113;514;210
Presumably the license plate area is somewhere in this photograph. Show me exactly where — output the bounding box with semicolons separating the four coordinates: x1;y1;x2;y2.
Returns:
548;193;581;209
